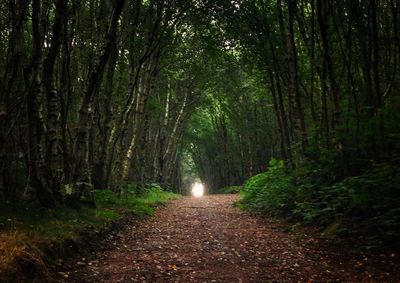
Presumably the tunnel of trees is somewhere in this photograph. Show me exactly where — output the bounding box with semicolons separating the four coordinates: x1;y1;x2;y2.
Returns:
0;0;399;243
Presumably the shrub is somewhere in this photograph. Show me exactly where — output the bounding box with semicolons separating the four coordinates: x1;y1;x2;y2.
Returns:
239;159;294;215
239;155;400;246
292;163;400;242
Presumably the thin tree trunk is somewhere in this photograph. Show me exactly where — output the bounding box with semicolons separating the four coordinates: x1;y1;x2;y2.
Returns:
317;0;341;137
370;0;383;159
278;0;308;156
25;0;56;208
121;59;155;180
268;71;288;163
71;0;126;206
93;47;118;189
60;7;73;184
43;0;67;200
0;0;28;200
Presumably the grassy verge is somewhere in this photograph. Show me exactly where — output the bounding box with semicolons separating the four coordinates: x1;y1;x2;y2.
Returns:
0;185;179;281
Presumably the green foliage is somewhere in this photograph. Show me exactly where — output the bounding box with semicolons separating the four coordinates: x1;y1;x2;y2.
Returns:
294;164;400;236
0;185;178;281
0;204;114;241
0;184;178;281
220;186;242;194
239;159;293;215
95;185;179;217
0;185;178;242
240;156;400;245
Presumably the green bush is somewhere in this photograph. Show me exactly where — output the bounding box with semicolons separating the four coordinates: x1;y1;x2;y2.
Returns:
239;159;294;215
294;164;400;230
239;156;400;245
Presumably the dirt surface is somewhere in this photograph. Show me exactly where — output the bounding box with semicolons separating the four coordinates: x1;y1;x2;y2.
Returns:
58;195;399;282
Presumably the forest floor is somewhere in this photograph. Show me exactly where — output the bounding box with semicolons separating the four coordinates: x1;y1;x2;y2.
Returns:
58;194;400;282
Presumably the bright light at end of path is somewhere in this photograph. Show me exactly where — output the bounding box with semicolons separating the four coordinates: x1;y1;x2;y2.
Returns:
191;182;204;197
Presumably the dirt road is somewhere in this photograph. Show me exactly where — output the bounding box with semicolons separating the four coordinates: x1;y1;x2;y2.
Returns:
59;194;398;282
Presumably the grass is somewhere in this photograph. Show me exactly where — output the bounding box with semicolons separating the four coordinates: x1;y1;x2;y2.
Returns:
0;185;179;279
95;185;179;217
0;205;117;242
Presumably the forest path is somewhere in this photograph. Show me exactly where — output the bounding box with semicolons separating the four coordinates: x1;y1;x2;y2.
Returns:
59;195;389;282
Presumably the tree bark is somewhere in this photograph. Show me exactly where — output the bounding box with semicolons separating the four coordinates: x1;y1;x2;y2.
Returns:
43;0;68;200
0;0;28;200
71;0;126;206
25;0;57;208
278;0;308;156
93;47;118;190
317;0;341;136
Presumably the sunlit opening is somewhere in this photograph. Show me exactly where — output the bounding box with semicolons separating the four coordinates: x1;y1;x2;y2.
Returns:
191;182;204;197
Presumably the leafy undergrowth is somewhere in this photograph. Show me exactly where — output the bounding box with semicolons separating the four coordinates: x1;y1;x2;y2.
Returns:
95;185;178;217
239;158;400;251
239;159;293;214
0;185;178;281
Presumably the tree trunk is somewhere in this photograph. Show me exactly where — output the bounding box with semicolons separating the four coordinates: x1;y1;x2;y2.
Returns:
0;0;28;200
121;60;155;180
71;0;126;206
268;71;288;163
43;0;67;200
278;0;308;156
93;47;118;189
25;0;56;208
317;0;341;137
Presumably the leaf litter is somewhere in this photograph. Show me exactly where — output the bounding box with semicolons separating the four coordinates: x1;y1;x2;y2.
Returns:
58;195;400;282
